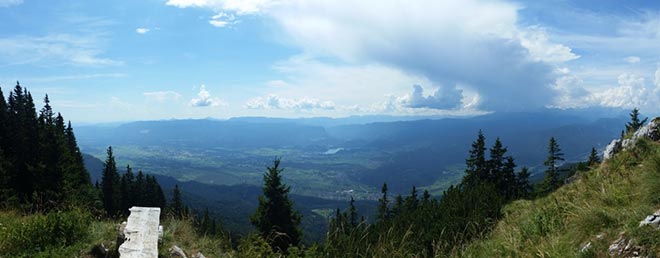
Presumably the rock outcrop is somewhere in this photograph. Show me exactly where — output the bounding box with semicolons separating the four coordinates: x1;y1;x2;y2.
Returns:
118;207;161;258
603;118;660;160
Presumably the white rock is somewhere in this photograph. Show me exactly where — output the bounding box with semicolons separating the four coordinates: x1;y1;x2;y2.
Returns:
118;207;161;258
169;245;187;258
603;117;660;160
604;139;622;160
639;209;660;228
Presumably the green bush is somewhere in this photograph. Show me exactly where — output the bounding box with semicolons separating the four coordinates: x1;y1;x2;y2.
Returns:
0;209;91;256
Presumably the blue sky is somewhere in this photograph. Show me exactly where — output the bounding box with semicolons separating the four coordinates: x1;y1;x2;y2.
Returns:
1;0;659;123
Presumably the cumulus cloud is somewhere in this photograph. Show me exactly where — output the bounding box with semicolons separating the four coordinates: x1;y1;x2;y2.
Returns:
400;85;463;110
245;94;335;111
588;73;651;108
136;28;150;34
0;0;22;7
190;85;226;107
272;0;573;111
169;0;582;112
144;91;182;102
518;28;580;63
623;56;641;64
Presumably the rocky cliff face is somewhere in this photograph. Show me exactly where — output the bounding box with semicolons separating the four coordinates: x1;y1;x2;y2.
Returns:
603;117;660;160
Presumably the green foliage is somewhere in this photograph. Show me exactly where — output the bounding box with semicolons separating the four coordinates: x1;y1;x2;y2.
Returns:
626;107;648;133
100;146;166;217
0;209;92;257
101;146;121;216
539;137;565;195
251;158;302;253
0;83;92;209
461;137;660;257
588;147;601;166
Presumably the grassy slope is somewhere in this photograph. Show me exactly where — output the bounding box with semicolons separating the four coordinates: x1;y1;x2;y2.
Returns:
461;139;660;257
0;210;232;257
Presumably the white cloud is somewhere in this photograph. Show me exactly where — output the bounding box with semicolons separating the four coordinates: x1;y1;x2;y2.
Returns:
209;12;237;27
136;28;150;34
166;0;271;14
168;0;587;113
245;94;335;111
189;85;226;107
0;34;120;66
589;73;651;108
400;84;463;110
144;91;182;102
623;56;641;64
0;0;22;7
518;28;580;63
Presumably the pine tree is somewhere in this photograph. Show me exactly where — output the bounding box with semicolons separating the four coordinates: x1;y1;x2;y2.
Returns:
405;185;419;212
421;190;431;205
588;147;600;166
171;184;184;218
464;130;487;186
540;137;564;194
501;156;517;200
101;146;121;216
488;138;507;180
119;165;134;215
348;196;357;228
515;167;531;198
377;182;389;221
250;159;301;252
626;108;647;133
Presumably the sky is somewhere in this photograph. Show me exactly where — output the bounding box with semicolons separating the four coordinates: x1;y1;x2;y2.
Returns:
1;0;660;123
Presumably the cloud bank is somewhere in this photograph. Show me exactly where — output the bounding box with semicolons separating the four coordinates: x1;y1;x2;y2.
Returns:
245;94;335;111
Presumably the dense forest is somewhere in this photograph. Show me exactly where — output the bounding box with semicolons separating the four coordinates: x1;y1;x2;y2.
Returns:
0;81;653;257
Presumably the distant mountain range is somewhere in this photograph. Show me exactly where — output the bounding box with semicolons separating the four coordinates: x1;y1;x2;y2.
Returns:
77;108;638;242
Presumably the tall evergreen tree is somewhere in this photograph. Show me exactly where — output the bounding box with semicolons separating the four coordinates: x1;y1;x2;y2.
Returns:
626;107;647;133
101;146;121;216
250;159;301;252
348;196;357;228
488;138;507;180
588;147;601;166
119;165;134;215
405;185;419;212
515;167;531;199
377;182;389;221
540;137;564;194
171;184;184;218
464;130;487;186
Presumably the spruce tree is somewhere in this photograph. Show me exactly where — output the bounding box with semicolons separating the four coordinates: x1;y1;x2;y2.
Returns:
626;108;647;133
515;167;531;198
588;147;600;166
250;159;301;252
171;184;184;218
101;146;121;216
405;185;419;212
540;137;564;194
119;165;134;215
464;130;487;186
377;182;389;221
348;196;357;227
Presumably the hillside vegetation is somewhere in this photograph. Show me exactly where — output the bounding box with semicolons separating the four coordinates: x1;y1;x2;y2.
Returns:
462;137;660;257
